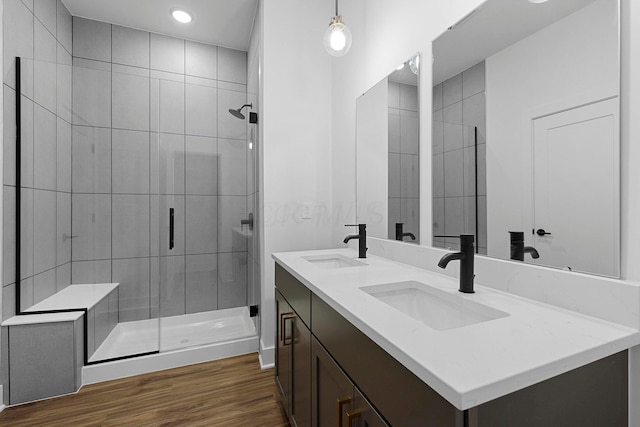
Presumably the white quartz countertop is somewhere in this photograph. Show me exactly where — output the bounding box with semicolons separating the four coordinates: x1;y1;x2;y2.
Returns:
272;248;640;410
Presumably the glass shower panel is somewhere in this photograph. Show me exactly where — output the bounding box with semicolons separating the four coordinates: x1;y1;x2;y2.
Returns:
156;75;256;352
432;123;481;252
71;64;161;362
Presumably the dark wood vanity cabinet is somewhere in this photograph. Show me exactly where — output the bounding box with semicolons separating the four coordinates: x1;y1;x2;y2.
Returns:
275;262;628;427
311;336;387;427
275;263;449;427
276;288;311;427
311;292;462;427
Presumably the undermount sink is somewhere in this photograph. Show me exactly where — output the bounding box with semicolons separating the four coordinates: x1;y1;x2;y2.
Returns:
361;281;509;331
303;254;366;269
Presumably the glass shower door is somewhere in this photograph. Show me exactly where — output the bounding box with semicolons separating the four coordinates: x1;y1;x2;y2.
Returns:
155;75;256;352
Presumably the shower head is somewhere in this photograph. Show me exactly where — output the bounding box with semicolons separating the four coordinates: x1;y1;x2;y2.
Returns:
228;103;253;120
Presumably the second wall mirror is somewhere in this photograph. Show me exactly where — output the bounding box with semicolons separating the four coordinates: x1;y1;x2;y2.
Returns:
356;54;420;244
431;0;620;277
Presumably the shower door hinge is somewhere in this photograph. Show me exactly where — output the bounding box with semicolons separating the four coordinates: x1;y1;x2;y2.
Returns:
250;305;259;317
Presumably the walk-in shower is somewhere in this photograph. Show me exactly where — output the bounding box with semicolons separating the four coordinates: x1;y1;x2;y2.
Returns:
4;15;261;377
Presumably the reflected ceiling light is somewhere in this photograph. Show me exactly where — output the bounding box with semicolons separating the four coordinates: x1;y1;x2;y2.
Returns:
171;8;193;23
409;54;420;75
396;63;405;71
324;0;352;57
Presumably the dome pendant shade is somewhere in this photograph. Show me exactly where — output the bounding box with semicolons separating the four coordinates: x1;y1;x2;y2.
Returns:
324;15;352;56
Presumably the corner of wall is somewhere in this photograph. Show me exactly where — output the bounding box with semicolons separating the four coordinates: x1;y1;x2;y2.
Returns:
258;338;274;369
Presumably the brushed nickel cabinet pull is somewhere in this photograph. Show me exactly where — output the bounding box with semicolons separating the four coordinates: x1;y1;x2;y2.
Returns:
346;409;363;427
337;396;352;426
281;313;296;346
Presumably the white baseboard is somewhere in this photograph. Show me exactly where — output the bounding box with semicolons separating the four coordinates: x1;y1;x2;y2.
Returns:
259;339;275;369
0;384;4;412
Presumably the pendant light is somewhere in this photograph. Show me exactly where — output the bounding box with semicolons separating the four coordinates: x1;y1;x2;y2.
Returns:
324;0;352;57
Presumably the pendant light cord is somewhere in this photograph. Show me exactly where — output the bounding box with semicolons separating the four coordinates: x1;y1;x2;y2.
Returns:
335;0;339;16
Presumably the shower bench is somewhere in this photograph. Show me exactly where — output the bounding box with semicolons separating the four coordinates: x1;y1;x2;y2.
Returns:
1;283;119;406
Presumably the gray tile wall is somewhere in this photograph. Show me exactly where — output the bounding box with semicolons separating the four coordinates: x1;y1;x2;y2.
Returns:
71;18;250;322
432;61;487;253
388;81;420;242
2;0;73;320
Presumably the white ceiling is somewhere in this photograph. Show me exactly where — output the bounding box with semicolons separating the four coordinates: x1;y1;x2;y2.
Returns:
61;0;258;51
432;0;599;85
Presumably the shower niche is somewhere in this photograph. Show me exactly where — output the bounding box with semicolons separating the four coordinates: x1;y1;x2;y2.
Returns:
3;17;260;404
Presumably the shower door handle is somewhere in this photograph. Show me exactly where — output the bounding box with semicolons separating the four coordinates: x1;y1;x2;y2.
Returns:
169;208;175;250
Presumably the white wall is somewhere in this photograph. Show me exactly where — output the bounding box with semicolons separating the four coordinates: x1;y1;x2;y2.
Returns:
330;0;365;241
485;0;618;260
259;0;334;365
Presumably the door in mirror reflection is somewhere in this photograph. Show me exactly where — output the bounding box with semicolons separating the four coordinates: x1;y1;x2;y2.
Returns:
532;97;618;276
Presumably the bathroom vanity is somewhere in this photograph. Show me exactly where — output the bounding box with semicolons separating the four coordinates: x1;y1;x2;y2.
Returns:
273;249;639;427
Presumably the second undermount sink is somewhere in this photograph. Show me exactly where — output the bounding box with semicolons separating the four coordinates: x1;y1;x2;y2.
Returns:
303;254;366;269
360;281;509;331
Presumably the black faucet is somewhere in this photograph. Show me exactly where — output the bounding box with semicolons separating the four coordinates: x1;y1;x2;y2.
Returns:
344;224;367;258
509;231;540;261
395;223;416;242
437;234;475;293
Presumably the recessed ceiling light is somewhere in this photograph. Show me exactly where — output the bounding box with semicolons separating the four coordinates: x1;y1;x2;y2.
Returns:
171;8;193;24
396;64;405;71
528;0;550;3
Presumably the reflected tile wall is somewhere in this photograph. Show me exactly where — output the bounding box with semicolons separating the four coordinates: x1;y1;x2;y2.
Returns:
432;61;487;252
388;81;419;242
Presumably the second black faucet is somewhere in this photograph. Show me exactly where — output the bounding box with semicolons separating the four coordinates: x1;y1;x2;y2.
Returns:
437;234;475;293
344;224;367;258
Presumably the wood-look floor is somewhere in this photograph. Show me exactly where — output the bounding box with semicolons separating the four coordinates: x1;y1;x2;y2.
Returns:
0;353;289;427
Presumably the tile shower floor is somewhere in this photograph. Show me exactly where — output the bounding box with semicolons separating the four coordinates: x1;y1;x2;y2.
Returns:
89;306;256;362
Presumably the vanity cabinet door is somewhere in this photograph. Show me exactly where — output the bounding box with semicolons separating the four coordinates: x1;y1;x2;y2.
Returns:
276;290;293;413
349;389;388;427
292;312;312;427
276;289;312;427
311;336;355;427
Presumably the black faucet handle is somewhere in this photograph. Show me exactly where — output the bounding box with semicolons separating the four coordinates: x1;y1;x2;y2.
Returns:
345;224;366;231
459;234;475;247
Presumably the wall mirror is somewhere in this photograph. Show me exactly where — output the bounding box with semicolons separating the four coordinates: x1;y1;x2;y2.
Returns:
356;54;420;244
432;0;620;277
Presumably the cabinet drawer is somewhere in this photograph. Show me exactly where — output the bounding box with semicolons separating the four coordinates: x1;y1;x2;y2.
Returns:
275;263;311;328
312;293;463;427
